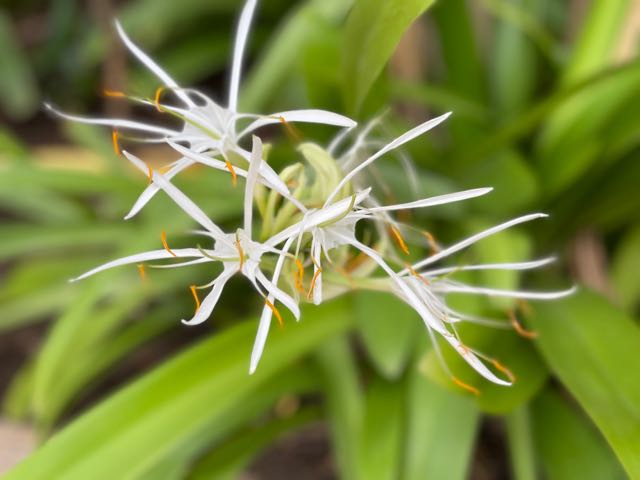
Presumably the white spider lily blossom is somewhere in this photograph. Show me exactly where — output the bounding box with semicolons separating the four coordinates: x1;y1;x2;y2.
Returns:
246;186;496;374
45;0;355;217
72;137;300;328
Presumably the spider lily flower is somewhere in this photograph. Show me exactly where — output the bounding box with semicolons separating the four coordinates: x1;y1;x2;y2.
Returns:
389;214;576;386
72;136;300;328
247;185;495;374
45;0;356;218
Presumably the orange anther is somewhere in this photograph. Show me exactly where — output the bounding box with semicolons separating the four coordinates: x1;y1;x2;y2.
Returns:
294;259;305;293
451;376;480;396
190;285;201;312
307;268;322;300
509;310;538;339
103;89;126;98
492;359;516;384
154;87;165;112
137;264;147;282
147;164;154;184
265;298;284;327
161;230;177;257
225;159;238;186
112;129;121;156
390;226;410;255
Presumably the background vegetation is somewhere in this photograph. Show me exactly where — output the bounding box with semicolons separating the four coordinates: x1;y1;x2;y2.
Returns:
0;0;639;478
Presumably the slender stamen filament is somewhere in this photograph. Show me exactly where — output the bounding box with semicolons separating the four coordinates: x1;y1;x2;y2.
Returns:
307;268;322;300
137;264;146;281
390;226;410;255
112;130;121;156
422;230;440;253
190;285;201;312
508;310;538;339
492;359;516;383
265;298;284;327
451;376;480;396
407;265;430;286
161;230;177;257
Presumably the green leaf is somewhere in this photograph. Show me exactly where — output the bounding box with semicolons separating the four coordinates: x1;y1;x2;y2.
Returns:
343;0;435;115
403;364;479;480
354;291;419;379
611;226;640;311
0;12;39;119
5;299;352;479
530;290;640;478
505;406;537;480
357;376;404;480
531;389;626;480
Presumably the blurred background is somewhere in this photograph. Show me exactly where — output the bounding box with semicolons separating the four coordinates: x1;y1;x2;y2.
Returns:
1;0;639;478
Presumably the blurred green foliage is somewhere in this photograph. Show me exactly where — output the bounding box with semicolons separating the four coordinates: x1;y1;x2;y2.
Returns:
1;0;639;478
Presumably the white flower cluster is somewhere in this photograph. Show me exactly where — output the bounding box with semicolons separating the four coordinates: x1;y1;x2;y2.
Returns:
56;0;573;390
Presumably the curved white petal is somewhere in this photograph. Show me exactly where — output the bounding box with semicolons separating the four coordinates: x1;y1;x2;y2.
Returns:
431;283;577;299
238;109;357;139
44;103;177;137
71;248;204;282
244;136;263;237
366;188;493;212
421;257;557;277
114;20;195;107
404;213;549;274
325;112;451;205
228;0;258;111
181;270;234;325
255;269;300;320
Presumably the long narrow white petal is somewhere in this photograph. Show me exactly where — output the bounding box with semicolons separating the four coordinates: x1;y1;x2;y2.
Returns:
255;269;300;320
114;20;195;107
366;188;492;213
325;112;451;205
249;236;296;374
443;335;512;386
44;104;177;137
238;109;356;139
244;136;262;237
421;257;557;277
228;0;258;111
148;167;230;244
125;157;195;219
71;248;204;282
311;240;322;305
432;283;577;299
404;213;549;274
181;270;234;325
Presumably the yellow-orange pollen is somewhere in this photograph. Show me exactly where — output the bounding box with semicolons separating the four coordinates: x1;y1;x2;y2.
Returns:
154;87;165;112
224;159;238;186
103;89;126;98
112;129;121;156
451;376;480;396
390;226;410;255
294;259;305;293
307;268;322;300
265;298;284;328
190;285;201;312
492;359;516;383
137;264;147;281
147;164;154;184
161;230;177;257
509;310;538;339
